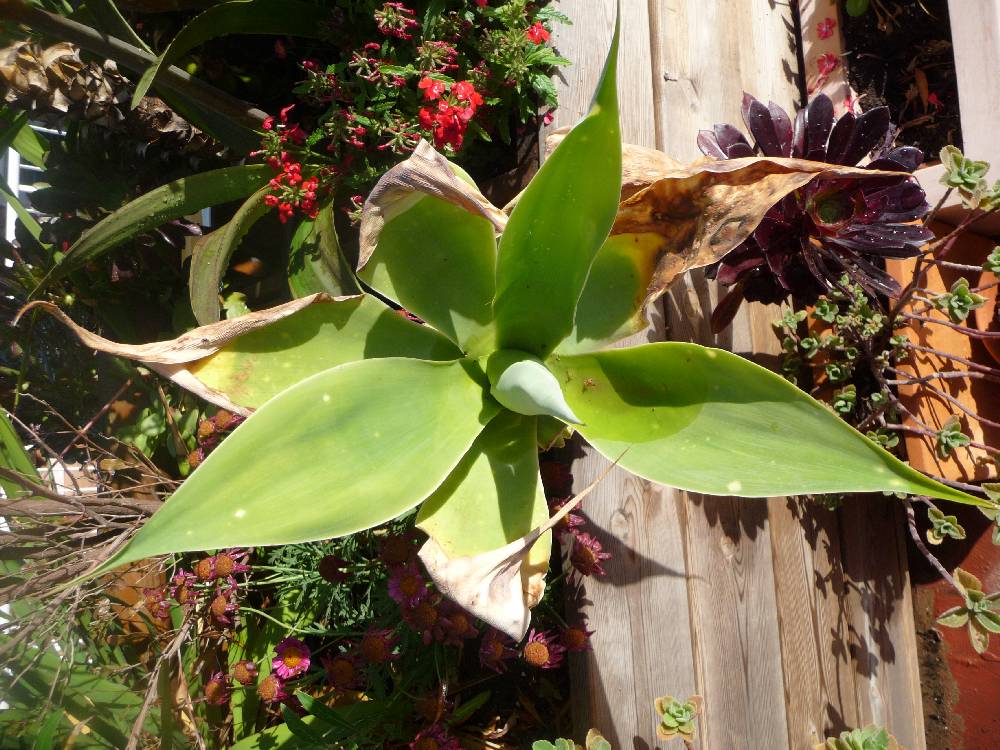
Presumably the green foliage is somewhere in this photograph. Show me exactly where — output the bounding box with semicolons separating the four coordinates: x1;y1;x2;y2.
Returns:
935;415;971;459
845;0;870;17
926;507;966;545
654;695;702;743
936;568;1000;655
940;145;990;195
982;484;1000;546
931;277;985;324
984;246;1000;274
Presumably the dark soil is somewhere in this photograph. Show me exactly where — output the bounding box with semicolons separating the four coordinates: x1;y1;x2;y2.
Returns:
840;0;962;159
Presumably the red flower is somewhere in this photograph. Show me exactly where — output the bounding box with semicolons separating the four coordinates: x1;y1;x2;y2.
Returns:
419;76;447;101
928;92;944;111
570;532;611;577
451;81;483;109
816;17;837;40
526;22;550;44
816;52;839;77
475;0;487;6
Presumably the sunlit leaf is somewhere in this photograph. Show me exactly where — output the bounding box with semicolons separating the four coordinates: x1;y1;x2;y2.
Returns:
416;412;551;606
45;164;271;283
492;17;621;358
486;350;580;424
22;295;461;413
94;357;499;575
360;142;503;355
546;343;985;505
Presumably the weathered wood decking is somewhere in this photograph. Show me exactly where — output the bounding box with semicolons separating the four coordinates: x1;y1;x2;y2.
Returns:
545;2;925;748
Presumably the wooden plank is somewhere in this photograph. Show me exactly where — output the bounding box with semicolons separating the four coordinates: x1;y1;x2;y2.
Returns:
551;2;928;747
547;4;699;747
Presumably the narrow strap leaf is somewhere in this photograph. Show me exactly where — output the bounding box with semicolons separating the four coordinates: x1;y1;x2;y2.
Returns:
44;164;271;284
189;187;271;325
287;205;361;300
492;15;621;357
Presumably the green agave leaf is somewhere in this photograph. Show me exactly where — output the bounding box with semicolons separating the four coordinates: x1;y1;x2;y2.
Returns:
46;164;271;283
189;295;461;409
94;357;499;574
417;411;549;558
556;232;664;354
547;344;985;505
287;206;361;300
190;187;271;325
486;350;580;424
132;0;331;105
492;16;621;357
359;187;498;355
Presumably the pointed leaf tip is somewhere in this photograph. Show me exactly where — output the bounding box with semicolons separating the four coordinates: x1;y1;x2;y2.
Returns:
487;351;581;424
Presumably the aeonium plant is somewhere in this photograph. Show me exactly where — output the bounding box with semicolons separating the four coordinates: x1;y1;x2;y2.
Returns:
26;26;985;639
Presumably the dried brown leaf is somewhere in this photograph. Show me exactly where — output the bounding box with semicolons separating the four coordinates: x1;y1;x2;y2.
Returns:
418;458;618;640
612;156;921;317
15;294;343;415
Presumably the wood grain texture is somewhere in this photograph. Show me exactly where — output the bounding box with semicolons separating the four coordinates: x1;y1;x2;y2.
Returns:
551;2;927;747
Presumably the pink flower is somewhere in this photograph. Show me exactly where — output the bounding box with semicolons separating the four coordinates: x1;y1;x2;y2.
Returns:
204;672;230;706
388;562;428;608
403;599;446;644
816;17;837;40
561;623;595;652
816;53;839;77
479;629;517;673
169;569;197;606
410;724;463;750
548;497;585;537
522;629;566;669
570;532;611;577
526;21;550;44
272;637;311;679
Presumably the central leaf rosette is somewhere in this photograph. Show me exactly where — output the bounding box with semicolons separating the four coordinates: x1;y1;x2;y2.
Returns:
39;18;986;639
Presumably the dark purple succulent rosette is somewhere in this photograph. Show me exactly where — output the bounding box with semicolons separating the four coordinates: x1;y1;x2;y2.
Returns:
697;93;933;332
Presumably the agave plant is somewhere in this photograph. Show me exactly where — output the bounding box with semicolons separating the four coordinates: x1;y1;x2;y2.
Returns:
28;27;984;639
698;93;933;331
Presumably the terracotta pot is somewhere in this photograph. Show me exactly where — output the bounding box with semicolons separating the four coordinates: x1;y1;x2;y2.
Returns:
973;268;1000;366
886;223;1000;483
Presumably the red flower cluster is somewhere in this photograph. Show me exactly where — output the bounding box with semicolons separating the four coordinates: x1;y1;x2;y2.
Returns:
265;157;321;223
374;2;419;41
526;21;550;44
417;76;484;150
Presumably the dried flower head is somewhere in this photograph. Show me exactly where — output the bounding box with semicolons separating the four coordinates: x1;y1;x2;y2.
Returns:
561;623;595;653
479;628;517;673
697;93;932;331
257;673;288;704
522;628;566;670
570;532;611;577
204;672;231;706
358;627;399;664
321;651;364;690
231;659;258;686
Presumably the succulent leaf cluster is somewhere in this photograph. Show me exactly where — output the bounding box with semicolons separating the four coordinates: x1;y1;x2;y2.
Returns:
698;93;932;331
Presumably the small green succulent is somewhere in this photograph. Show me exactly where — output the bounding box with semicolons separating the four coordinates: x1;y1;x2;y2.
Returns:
654;695;702;744
984;247;1000;274
937;568;1000;654
936;415;971;459
932;278;985;323
926;507;966;545
832;385;857;414
981;484;1000;546
814;725;902;750
939;145;990;199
